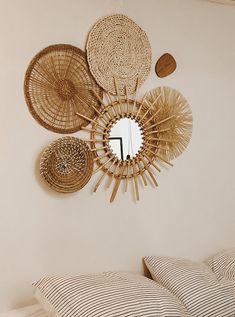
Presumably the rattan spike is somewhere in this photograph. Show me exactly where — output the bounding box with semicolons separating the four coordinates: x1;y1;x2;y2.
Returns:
82;127;107;136
93;158;118;192
93;154;116;174
110;162;126;202
141;153;161;173
94;151;112;162
125;160;131;192
136;158;148;186
125;86;130;114
107;160;121;189
132;161;140;200
136;93;147;119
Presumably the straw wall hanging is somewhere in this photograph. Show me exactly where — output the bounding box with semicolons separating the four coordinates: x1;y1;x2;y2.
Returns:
24;44;103;134
144;87;193;161
40;137;93;193
86;14;151;96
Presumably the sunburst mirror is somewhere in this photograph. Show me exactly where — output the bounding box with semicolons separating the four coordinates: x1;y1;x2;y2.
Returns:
76;79;193;202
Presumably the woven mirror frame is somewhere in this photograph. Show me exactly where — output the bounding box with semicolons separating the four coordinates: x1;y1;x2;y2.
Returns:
79;83;193;202
24;44;103;134
40;137;94;193
86;14;151;96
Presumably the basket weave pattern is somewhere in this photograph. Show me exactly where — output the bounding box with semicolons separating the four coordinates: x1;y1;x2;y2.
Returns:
40;137;94;193
86;14;151;95
24;44;103;134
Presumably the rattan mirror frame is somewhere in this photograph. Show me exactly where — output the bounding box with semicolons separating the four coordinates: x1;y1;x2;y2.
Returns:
78;81;193;202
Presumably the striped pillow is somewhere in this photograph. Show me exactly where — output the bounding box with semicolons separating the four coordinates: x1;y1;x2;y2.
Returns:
144;256;235;317
205;248;235;281
33;271;190;317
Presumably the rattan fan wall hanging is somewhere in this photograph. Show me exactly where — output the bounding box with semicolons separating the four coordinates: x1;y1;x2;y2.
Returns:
40;137;94;193
24;44;103;134
86;14;151;96
144;87;193;161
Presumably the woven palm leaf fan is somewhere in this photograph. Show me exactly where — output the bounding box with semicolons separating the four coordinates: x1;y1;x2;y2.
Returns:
40;137;94;193
86;14;151;96
144;86;193;161
24;44;103;133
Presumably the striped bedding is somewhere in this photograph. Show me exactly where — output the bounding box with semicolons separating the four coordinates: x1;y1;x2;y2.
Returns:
144;256;235;317
33;271;190;317
205;248;235;281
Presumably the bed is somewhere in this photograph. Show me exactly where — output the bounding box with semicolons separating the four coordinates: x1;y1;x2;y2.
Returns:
0;305;47;317
1;249;234;317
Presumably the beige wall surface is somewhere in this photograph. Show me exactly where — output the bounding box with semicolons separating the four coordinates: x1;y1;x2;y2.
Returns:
0;0;234;312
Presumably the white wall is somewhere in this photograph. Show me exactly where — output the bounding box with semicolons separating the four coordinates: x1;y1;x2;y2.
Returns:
0;0;235;312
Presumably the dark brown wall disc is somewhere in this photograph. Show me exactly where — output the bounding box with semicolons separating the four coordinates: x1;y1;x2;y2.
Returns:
155;53;177;78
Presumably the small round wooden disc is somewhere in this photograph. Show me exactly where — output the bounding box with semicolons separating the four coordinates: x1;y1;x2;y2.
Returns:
155;53;177;78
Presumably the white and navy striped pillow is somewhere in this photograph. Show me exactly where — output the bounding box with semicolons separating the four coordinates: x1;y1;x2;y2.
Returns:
144;256;235;317
33;271;190;317
205;248;235;281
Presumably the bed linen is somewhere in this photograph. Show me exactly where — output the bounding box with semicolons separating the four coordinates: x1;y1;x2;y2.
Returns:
0;304;47;317
33;271;190;317
144;255;235;317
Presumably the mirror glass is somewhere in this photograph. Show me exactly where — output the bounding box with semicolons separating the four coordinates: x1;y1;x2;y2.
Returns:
109;118;143;160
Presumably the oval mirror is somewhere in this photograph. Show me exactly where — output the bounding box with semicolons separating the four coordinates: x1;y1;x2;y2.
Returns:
109;118;143;160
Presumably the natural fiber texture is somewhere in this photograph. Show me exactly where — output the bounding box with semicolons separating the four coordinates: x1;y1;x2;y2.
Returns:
24;44;103;134
80;85;177;202
144;87;193;161
40;137;93;193
86;14;151;95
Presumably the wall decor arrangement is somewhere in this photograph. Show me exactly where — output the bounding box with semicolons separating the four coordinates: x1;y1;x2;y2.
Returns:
24;14;193;202
40;137;93;193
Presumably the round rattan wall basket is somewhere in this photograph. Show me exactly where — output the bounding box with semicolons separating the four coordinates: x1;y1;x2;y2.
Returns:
86;14;151;96
24;44;103;134
40;137;94;193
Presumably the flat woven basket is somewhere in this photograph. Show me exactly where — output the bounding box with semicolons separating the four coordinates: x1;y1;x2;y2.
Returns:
40;137;94;193
24;44;103;134
86;14;151;96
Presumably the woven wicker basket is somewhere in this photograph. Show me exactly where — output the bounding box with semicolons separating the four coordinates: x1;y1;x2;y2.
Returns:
86;14;151;95
40;137;94;193
24;44;103;134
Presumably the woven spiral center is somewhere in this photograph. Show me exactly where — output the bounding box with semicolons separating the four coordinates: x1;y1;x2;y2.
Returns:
55;152;84;176
56;79;76;101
